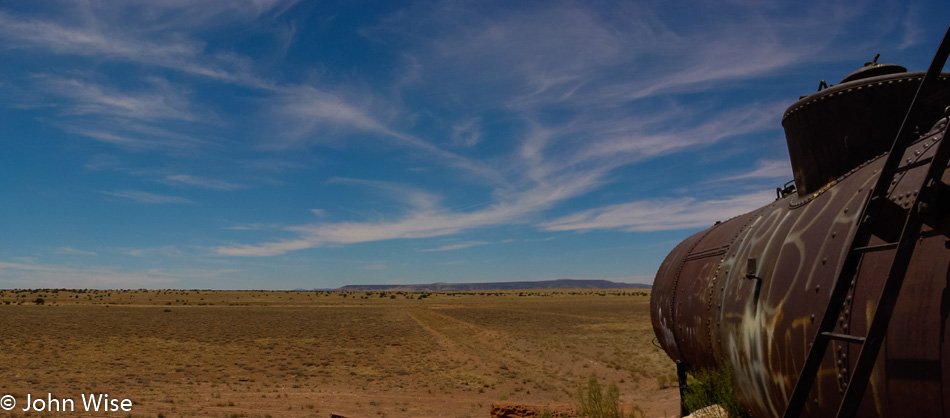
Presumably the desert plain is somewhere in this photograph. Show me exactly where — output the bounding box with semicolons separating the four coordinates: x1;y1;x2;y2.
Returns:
0;289;680;417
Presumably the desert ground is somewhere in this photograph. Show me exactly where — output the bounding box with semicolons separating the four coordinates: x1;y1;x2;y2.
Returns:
0;289;680;417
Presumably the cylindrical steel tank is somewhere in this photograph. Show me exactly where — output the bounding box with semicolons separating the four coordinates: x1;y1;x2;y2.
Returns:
650;63;950;417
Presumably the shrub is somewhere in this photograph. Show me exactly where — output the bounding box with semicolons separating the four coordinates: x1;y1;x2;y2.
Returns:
575;375;623;418
681;364;751;418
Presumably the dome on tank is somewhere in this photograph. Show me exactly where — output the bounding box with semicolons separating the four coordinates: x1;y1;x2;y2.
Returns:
782;56;950;195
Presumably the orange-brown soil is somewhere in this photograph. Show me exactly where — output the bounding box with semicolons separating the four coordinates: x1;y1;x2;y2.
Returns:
0;289;680;417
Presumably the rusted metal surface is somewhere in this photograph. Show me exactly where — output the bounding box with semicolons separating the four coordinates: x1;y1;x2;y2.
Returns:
651;62;950;417
783;71;950;195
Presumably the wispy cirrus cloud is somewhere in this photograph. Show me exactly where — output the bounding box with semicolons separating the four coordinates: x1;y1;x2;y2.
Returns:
216;168;608;256
31;75;198;121
0;5;281;89
540;190;775;233
101;190;194;204
0;259;239;288
715;159;793;182
55;246;97;256
162;174;245;191
421;241;491;252
121;245;185;257
0;260;179;288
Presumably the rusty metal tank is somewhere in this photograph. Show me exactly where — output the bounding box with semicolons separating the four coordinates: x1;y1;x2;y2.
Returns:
650;56;950;417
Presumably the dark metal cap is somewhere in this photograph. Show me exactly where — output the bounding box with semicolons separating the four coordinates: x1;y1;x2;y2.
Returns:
840;54;907;83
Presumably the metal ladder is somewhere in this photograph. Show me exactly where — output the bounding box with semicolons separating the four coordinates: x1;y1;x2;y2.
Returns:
782;26;950;418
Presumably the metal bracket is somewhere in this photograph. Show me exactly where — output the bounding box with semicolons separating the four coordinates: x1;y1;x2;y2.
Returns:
777;180;797;200
917;179;950;238
744;258;763;315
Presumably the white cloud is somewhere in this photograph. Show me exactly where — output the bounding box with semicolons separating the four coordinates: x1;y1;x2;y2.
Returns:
0;261;179;288
101;190;194;204
33;75;197;121
539;190;775;233
121;245;185;257
715;159;793;182
326;177;442;212
55;247;97;256
0;260;241;289
164;174;244;191
217;170;606;256
452;118;482;147
227;223;281;230
421;241;490;252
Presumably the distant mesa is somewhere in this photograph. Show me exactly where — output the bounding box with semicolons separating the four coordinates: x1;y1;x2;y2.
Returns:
335;279;650;292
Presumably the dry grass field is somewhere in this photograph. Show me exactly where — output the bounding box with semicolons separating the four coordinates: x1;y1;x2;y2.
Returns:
0;289;679;417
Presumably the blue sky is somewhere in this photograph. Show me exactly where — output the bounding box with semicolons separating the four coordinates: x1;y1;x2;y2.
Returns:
1;0;947;289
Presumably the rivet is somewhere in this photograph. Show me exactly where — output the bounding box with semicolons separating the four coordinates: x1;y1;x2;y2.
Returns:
816;285;821;293
810;314;815;322
822;257;827;265
844;208;849;213
832;231;837;238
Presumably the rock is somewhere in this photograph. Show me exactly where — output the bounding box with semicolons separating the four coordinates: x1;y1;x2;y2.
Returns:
684;404;727;418
489;401;576;417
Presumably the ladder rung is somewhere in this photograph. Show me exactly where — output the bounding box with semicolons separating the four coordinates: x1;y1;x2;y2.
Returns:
854;242;899;253
821;332;867;344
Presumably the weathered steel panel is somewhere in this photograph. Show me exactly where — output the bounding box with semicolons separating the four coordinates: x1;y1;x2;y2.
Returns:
651;60;950;417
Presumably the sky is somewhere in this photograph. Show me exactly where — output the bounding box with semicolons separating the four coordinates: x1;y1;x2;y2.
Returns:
1;0;947;290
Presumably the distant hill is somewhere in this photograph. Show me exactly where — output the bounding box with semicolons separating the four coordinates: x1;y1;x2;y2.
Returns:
336;279;650;292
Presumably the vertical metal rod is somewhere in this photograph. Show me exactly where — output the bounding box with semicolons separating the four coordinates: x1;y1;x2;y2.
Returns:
677;361;689;417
